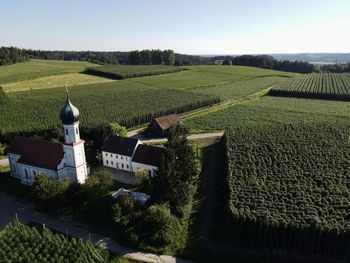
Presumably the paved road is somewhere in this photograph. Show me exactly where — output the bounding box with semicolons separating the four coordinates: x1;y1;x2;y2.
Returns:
0;158;9;168
135;132;224;144
0;191;192;263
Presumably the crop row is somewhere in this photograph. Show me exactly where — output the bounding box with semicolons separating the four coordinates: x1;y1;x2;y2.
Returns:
215;123;350;257
84;65;183;80
269;73;350;101
0;221;108;262
0;82;220;143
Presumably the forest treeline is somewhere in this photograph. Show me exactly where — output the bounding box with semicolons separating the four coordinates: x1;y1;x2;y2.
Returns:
2;46;350;74
0;47;29;65
0;46;209;66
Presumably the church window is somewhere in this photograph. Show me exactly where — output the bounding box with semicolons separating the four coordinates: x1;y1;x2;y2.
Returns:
76;128;78;134
65;129;68;135
24;169;29;184
33;170;36;176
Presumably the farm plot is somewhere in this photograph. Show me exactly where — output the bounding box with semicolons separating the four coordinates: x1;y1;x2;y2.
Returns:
216;124;350;257
0;81;219;139
84;65;182;79
185;96;350;131
269;73;350;101
0;59;98;84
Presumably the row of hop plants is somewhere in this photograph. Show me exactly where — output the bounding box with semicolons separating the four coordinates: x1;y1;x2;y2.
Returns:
0;83;220;144
214;123;350;258
0;219;109;263
268;73;350;101
84;65;183;80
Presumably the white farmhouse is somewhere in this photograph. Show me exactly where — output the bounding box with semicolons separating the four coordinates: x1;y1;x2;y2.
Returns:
7;95;90;185
102;135;163;176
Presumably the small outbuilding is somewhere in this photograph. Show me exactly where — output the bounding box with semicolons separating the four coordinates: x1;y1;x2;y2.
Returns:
149;114;182;136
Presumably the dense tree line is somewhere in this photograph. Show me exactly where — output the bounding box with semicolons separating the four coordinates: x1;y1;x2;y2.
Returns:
231;55;315;73
321;63;350;73
128;49;175;65
0;47;29;66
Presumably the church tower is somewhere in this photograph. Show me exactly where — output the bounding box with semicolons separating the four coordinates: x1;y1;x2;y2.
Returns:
59;92;89;183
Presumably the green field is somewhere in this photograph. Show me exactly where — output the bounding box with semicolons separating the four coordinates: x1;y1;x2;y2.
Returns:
216;124;350;257
0;63;297;142
186;96;350;131
0;59;98;84
269;73;350;101
2;73;113;92
85;64;183;79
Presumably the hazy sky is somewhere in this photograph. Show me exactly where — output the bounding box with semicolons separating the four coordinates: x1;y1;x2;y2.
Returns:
1;0;350;54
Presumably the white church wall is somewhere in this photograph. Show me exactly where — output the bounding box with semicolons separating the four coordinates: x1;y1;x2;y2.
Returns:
8;153;21;179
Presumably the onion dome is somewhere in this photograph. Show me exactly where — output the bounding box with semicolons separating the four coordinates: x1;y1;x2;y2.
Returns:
59;95;80;125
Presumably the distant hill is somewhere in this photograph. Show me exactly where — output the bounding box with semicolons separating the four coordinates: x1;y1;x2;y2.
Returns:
270;53;350;63
204;53;350;64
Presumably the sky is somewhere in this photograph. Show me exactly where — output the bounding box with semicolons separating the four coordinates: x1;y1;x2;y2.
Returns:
1;0;350;54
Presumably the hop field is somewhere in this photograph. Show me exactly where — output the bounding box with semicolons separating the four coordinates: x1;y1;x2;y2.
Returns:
269;73;350;101
217;124;350;257
0;221;108;263
84;65;182;79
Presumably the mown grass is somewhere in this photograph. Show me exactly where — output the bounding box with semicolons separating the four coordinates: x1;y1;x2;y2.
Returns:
2;73;113;92
0;59;98;84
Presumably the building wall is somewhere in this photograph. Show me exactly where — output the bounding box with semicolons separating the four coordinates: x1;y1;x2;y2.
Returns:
8;153;21;179
132;161;158;177
63;122;80;144
102;151;132;171
16;163;58;185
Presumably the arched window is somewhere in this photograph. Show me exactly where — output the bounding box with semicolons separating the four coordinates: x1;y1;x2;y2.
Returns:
76;128;79;134
65;129;68;135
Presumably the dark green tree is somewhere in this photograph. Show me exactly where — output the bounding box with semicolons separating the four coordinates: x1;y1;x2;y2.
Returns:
153;125;199;214
139;49;152;65
128;50;140;64
150;49;163;64
163;50;175;65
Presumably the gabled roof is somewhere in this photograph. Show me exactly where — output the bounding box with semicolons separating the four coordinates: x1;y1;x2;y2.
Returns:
8;136;64;171
102;135;138;157
132;144;164;167
152;114;182;131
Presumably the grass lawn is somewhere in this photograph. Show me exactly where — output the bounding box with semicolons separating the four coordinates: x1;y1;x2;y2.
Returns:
2;73;113;92
0;59;98;84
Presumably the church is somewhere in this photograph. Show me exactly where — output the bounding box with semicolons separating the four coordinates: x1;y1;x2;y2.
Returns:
7;94;90;185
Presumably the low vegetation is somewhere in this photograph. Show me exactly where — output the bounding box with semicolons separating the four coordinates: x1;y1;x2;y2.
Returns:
84;65;182;80
0;59;98;84
269;73;350;101
216;124;350;257
2;73;112;92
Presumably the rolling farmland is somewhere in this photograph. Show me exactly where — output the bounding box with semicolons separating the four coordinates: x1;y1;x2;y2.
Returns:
0;59;98;84
186;96;350;131
269;73;350;101
85;64;183;79
214;124;350;257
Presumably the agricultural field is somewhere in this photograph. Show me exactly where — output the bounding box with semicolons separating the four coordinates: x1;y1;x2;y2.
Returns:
0;59;98;84
129;65;297;91
187;76;285;100
85;65;182;79
0;63;299;143
2;73;113;92
215;124;350;258
0;221;109;262
0;81;219;140
269;73;350;101
186;96;350;131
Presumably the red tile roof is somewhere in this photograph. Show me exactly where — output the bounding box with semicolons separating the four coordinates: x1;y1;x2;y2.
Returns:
153;114;182;131
132;144;164;167
8;136;64;170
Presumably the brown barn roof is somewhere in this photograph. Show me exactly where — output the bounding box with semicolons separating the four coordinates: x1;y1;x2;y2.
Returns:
102;135;139;157
132;144;164;167
8;136;64;170
153;114;182;131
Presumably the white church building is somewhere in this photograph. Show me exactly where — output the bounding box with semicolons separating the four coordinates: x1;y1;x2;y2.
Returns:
102;135;163;177
7;95;90;185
